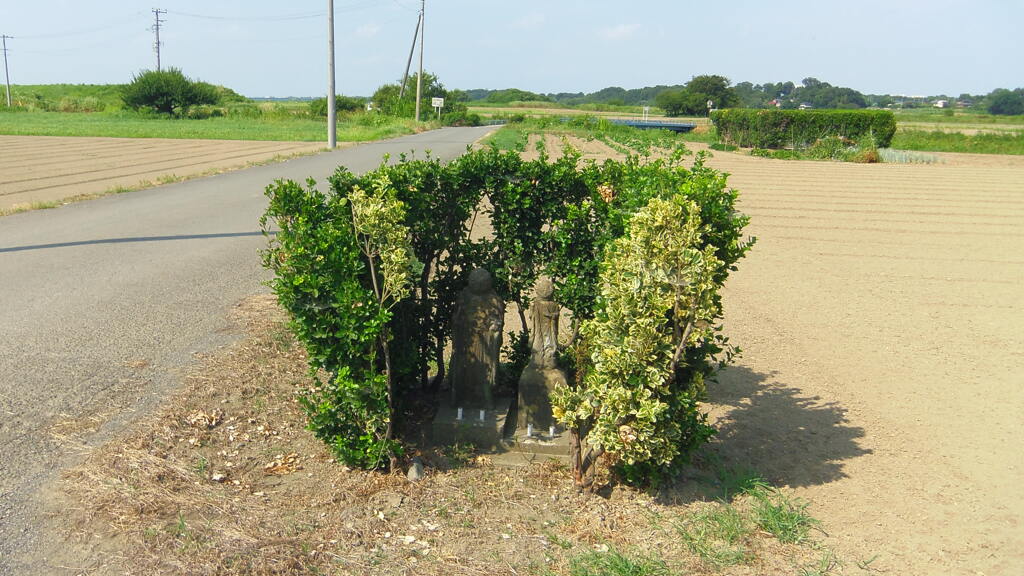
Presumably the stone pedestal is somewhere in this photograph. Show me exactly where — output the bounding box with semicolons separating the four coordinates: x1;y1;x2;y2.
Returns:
516;365;566;430
430;396;513;451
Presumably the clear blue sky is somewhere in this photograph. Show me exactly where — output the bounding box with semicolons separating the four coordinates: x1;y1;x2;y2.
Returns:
2;0;1021;98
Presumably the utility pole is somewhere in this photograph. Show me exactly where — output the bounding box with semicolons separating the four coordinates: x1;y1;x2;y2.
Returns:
414;0;424;122
151;8;167;71
398;13;421;100
1;35;11;108
327;0;336;149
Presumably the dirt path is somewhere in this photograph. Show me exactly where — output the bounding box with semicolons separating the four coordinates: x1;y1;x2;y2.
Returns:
689;143;1024;575
0;135;326;211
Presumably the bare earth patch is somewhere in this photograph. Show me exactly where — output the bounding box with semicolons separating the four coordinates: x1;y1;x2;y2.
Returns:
56;136;1024;575
0;135;326;212
58;295;823;575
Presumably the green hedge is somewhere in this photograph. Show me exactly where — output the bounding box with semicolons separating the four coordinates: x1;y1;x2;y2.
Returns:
711;109;896;149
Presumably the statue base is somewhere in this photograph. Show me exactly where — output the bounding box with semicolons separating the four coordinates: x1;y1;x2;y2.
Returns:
430;395;514;451
516;365;566;431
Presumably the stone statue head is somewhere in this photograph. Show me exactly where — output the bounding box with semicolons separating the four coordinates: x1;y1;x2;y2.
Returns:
535;276;554;301
468;268;493;293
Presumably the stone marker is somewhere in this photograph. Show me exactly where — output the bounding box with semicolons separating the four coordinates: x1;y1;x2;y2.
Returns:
449;268;504;410
517;276;567;431
407;457;425;482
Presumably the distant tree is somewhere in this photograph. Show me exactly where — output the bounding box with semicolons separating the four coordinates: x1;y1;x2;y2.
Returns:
309;95;366;117
371;71;466;119
484;88;550;103
986;88;1024;115
686;75;739;109
654;89;689;116
121;68;220;115
734;81;770;108
657;75;739;116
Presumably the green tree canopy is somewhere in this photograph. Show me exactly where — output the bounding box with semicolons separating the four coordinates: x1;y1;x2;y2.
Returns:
371;71;467;119
655;75;739;116
986;88;1024;115
120;68;220;115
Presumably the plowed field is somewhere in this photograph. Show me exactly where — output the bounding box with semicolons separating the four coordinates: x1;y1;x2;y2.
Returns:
701;145;1024;575
0;135;325;211
533;134;1024;575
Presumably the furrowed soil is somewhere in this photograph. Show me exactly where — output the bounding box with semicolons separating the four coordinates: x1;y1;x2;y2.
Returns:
0;135;325;211
56;134;1023;575
681;140;1023;575
535;133;1024;573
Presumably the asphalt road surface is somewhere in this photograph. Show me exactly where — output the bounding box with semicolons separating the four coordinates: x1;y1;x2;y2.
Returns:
0;126;496;575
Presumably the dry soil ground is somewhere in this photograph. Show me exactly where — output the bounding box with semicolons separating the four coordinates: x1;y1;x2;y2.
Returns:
0;135;325;212
683;140;1023;575
530;134;1024;574
40;133;1024;575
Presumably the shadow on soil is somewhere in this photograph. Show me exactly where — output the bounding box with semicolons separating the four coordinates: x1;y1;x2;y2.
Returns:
659;364;869;504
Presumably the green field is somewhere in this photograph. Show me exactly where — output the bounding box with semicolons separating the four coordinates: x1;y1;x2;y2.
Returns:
0;84;420;142
3;85;1022;153
893;107;1024;126
890;130;1024;155
0;109;420;142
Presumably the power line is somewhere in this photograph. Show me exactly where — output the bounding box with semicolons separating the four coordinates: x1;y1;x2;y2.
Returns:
16;14;147;40
151;8;166;71
2;35;11;107
167;9;325;21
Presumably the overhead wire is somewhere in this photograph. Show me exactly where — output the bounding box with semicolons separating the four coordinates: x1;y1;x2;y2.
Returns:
16;12;147;40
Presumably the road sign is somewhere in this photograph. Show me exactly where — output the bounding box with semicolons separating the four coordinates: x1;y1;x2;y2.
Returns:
431;97;445;108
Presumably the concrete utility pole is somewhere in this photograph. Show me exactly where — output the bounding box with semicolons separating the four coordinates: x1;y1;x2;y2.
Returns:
151;8;167;71
327;0;337;149
1;35;11;108
414;0;424;122
398;12;421;100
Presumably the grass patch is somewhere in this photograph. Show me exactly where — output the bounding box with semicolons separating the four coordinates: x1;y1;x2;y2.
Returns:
894;108;1024;126
567;549;669;576
481;125;528;151
799;550;840;576
675;503;753;568
0;109;420;142
744;480;819;544
890;129;1024;155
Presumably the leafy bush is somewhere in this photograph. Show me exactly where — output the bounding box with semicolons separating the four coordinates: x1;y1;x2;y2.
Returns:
711;108;896;148
121;68;220;115
309;95;366;117
183;105;225;120
262;145;753;482
261;173;419;468
441;111;482;126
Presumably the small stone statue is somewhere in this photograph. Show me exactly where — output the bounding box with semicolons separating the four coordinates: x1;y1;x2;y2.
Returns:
450;268;504;410
517;276;567;432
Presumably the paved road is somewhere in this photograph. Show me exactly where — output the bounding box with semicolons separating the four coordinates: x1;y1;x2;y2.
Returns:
0;126;495;575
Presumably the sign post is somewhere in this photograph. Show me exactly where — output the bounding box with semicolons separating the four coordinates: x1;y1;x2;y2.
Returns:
431;96;444;119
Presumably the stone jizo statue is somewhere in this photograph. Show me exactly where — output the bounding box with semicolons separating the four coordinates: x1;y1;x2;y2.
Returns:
517;276;567;432
450;268;504;410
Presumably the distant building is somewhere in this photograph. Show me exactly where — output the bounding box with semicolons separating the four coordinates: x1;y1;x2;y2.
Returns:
934;100;949;108
798;103;814;110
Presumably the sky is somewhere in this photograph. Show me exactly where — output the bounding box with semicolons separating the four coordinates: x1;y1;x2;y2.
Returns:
2;0;1021;99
